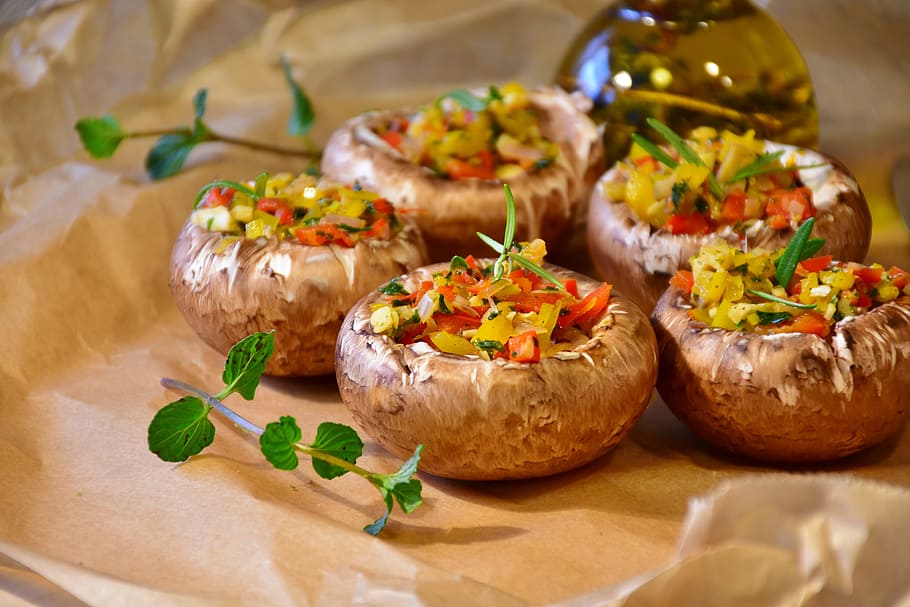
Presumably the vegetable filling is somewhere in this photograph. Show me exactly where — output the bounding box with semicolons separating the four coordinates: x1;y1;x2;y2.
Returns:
605;118;825;235
373;82;559;181
190;172;404;247
370;239;611;362
672;226;910;336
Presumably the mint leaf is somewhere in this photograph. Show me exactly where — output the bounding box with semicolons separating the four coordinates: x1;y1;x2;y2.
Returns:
260;416;302;470
148;396;215;462
436;88;487;112
310;422;364;480
281;56;315;137
364;445;425;535
221;331;274;400
191;89;211;140
145;130;197;180
75;115;125;158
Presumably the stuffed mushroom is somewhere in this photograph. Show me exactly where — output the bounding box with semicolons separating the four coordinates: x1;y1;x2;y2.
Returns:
588;121;872;313
321;82;605;262
170;172;427;376
335;233;658;480
652;230;910;463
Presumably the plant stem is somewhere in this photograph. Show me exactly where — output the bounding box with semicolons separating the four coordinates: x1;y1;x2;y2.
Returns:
161;377;264;435
124;129;321;159
159;377;375;479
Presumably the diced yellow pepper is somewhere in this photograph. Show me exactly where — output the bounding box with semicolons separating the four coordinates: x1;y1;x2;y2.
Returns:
877;284;900;302
625;170;654;220
430;332;477;356
711;299;738;330
675;162;710;191
472;309;515;346
370;305;399;334
230;205;254;223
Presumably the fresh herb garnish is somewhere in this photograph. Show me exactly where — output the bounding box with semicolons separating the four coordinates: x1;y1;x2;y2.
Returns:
725;150;826;183
379;279;409;296
645;117;724;199
473;339;504;353
774;217;817;288
435;85;503;112
747;289;817;309
193;179;259;209
476;184;567;291
149;332;423;535
76;58;319;180
449;256;469;272
670;181;688;212
756;310;792;325
630;133;678;169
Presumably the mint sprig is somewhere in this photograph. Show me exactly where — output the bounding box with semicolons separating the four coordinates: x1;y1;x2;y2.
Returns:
75;58;320;180
149;331;424;536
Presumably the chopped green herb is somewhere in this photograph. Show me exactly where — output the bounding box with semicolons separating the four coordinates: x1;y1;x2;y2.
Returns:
756;310;792;325
747;289;817;309
671;181;688;212
379;279;409;296
473;339;504;352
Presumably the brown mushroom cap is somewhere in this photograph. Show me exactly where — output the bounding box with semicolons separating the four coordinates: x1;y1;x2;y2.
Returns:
169;220;427;376
321;87;605;262
335;262;658;480
588;146;872;314
652;286;910;462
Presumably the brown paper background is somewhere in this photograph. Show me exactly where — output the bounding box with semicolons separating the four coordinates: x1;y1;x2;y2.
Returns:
1;1;909;605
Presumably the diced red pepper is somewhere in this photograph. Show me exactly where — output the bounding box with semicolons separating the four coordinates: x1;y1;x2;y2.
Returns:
507;330;540;363
564;278;579;299
201;187;235;208
380;131;404;151
433;312;482;334
501;290;563;314
274;205;295;226
889;266;910;289
294;224;354;247
397;322;427;345
557;282;612;329
372;198;394;215
670;270;694;294
633;155;658;171
777;311;829;337
664;212;711;235
855;266;884;285
256;197;285;213
721;189;747;223
445;157;496;180
363;217;391;240
797;255;832;274
764;187;815;229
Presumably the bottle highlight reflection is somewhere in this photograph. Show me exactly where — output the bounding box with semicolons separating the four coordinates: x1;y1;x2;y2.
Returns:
556;0;819;165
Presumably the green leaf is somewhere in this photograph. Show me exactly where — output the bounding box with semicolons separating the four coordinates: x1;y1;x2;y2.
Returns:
724;150;784;183
802;238;826;260
309;422;363;480
193;89;208;123
493;184;519;280
281;56;315;137
260;416;302;470
747;289;817;309
145;130;197;180
645;117;723;199
449;256;469;272
363;445;425;535
378;279;409;296
254;172;269;197
774;217;816;287
221;332;275;400
436;88;488;112
476;231;566;291
75;115;125;158
756;310;792;325
148;396;215;462
630;133;678;169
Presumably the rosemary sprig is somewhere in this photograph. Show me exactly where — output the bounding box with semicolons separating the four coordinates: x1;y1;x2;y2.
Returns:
746;289;817;309
774;217;816;287
646;117;724;199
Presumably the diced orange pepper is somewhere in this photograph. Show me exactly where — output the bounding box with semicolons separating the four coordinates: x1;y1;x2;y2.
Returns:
670;270;694;294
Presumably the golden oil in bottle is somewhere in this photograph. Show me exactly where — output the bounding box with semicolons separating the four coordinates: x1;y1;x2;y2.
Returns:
556;0;818;165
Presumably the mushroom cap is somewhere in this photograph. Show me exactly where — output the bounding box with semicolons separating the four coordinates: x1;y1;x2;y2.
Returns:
587;145;872;314
651;287;910;462
335;262;658;480
321;87;605;262
169;220;427;376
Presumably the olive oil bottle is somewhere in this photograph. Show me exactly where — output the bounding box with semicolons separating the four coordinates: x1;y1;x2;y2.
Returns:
556;0;818;165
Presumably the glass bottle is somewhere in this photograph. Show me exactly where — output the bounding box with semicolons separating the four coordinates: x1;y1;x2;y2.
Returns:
556;0;818;165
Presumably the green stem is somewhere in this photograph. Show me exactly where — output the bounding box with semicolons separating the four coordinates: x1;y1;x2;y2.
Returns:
161;378;376;481
124;128;321;159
